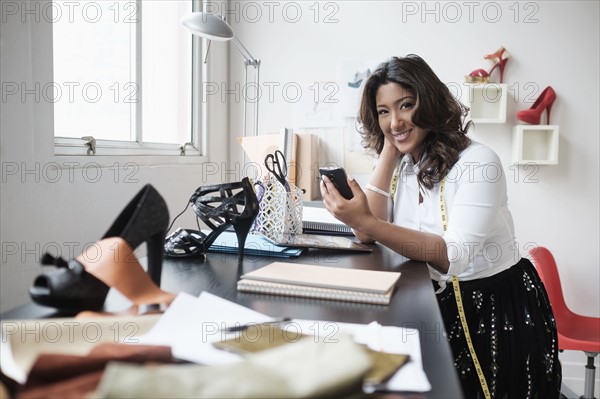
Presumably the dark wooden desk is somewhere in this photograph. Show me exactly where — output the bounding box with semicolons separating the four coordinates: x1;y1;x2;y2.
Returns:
1;244;463;398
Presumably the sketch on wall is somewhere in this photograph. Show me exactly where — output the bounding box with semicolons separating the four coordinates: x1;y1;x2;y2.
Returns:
338;59;382;117
291;60;383;175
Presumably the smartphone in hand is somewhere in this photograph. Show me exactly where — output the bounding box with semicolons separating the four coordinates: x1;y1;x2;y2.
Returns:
319;166;354;200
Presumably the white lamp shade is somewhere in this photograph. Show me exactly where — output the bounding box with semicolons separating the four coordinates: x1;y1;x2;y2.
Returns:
181;12;234;41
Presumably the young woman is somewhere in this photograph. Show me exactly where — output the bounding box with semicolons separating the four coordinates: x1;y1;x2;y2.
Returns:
321;55;561;398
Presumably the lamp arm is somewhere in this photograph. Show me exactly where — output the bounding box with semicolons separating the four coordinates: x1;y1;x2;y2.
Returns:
254;64;260;138
231;37;260;67
242;59;260;138
233;36;260;138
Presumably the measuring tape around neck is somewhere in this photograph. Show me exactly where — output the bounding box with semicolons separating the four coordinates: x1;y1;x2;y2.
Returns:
440;178;448;232
389;164;400;206
389;165;449;231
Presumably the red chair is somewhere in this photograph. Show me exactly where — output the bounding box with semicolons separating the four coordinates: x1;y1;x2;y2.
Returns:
529;246;600;399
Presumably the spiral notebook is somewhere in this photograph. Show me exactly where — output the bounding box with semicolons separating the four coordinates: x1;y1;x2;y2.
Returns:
237;262;401;305
302;206;353;236
260;233;372;252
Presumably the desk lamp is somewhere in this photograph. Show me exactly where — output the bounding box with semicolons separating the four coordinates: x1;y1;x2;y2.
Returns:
181;12;261;141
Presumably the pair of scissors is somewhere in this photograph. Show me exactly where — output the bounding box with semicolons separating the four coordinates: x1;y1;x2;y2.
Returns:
264;150;290;192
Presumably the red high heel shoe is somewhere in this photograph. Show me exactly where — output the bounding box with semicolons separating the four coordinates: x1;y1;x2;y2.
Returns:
516;86;556;125
465;47;510;83
484;46;507;61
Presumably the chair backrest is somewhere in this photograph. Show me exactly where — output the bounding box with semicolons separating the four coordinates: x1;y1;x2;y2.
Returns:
528;246;569;317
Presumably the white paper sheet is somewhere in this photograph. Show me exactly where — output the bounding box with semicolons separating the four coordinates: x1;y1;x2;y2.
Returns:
0;330;26;383
138;292;273;365
138;292;431;392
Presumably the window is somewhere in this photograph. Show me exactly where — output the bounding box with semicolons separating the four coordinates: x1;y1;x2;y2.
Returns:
52;0;200;156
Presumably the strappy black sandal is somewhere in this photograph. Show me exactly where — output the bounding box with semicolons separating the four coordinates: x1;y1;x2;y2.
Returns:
164;228;207;258
164;178;259;261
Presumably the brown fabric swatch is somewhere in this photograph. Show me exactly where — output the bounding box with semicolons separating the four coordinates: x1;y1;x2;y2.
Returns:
16;343;174;399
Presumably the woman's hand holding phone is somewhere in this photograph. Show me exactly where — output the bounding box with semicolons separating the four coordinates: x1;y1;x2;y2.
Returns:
319;167;354;200
319;166;377;243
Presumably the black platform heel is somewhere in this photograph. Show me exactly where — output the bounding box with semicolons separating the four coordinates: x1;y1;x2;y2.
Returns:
164;177;259;261
29;184;169;311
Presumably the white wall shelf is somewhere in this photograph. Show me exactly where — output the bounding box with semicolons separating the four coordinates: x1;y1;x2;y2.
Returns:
462;83;507;124
512;125;559;164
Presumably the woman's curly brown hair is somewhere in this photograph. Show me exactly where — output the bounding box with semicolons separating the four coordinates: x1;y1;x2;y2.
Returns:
358;55;472;189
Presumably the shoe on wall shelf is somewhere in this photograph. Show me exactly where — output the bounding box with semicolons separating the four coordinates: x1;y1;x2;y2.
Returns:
512;124;559;165
462;83;508;124
465;46;510;84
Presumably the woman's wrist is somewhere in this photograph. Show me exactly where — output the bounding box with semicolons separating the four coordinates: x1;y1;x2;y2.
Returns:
380;142;402;163
368;147;400;195
356;213;380;238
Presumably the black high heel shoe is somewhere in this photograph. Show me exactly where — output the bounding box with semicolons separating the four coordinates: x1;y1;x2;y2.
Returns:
29;184;169;311
164;177;259;261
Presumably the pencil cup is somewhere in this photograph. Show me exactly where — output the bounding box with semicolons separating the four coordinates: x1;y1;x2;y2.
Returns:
251;179;303;240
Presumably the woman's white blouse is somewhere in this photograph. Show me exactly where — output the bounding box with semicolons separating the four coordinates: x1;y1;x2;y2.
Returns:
391;141;521;286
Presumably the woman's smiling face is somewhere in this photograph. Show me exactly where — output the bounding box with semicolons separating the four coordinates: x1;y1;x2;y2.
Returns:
376;82;428;162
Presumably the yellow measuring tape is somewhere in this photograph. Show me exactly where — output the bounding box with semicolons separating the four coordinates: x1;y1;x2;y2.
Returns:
440;178;448;232
452;275;491;399
392;173;491;398
390;164;401;199
441;178;491;399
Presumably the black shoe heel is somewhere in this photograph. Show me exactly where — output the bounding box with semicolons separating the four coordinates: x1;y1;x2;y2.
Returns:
146;229;167;285
29;184;170;311
164;178;259;260
231;179;260;260
233;218;254;261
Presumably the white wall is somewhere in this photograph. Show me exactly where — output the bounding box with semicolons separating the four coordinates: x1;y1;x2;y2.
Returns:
225;1;599;395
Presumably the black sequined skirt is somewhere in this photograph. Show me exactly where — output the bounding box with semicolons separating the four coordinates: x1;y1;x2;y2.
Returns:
435;258;562;399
